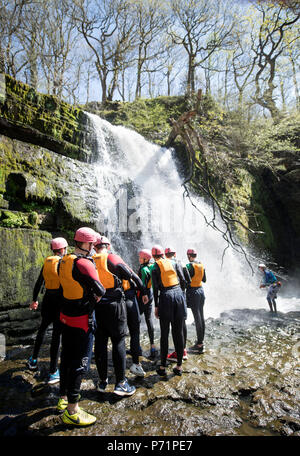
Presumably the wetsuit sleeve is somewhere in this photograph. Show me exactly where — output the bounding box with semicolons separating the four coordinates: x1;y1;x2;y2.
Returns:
32;266;45;301
73;258;106;297
183;265;191;286
175;261;188;290
151;263;161;307
107;254;147;294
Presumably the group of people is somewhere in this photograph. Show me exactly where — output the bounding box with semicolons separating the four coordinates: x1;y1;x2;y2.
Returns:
26;227;207;427
26;226;281;428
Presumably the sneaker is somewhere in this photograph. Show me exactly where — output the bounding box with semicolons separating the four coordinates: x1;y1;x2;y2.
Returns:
149;347;158;359
183;349;188;360
156;366;167;376
167;351;178;362
114;379;136;396
27;356;38;371
61;407;96;426
130;363;145;377
173;367;182;376
189;344;205;353
48;369;60;384
57;397;68;412
97;378;108;393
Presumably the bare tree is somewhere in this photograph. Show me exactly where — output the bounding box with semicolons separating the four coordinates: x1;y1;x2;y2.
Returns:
73;0;136;103
250;1;300;118
168;0;236;95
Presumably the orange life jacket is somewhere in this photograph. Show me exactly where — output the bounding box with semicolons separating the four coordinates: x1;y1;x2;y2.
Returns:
156;258;179;288
122;279;131;291
190;262;204;288
93;252;116;289
58;254;84;300
42;255;60;290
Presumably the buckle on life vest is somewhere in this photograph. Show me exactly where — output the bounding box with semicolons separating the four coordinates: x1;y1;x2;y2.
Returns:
60;313;89;333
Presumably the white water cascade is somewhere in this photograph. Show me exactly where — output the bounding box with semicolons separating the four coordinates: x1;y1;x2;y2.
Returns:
87;112;300;320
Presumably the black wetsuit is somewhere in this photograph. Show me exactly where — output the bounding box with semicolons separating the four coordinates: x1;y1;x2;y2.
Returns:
94;253;146;384
138;263;155;346
151;259;188;367
59;255;105;404
186;262;207;346
31;262;62;374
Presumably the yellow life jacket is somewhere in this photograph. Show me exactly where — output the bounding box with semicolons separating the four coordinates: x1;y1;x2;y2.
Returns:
58;254;84;300
93;252;115;289
156;258;179;288
122;279;131;291
42;256;60;290
190;262;204;287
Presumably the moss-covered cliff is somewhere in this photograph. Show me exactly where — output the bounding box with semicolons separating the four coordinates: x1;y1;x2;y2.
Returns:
0;77;105;343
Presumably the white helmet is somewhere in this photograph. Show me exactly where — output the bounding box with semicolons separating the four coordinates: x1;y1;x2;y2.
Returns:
258;263;266;269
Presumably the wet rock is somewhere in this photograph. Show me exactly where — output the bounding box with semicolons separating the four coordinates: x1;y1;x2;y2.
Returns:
0;308;299;436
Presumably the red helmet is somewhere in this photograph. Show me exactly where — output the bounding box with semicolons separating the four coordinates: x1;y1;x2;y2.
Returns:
74;227;96;243
51;237;68;250
139;249;152;261
152;245;164;256
187;248;197;255
165;247;176;255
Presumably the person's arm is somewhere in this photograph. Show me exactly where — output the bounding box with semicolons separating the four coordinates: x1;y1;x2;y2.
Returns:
202;268;206;283
151;264;161;308
182;264;191;287
74;258;106;298
30;266;44;310
175;261;187;290
108;254;148;297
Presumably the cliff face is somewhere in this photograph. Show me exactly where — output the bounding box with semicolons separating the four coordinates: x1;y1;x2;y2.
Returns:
0;76;102;344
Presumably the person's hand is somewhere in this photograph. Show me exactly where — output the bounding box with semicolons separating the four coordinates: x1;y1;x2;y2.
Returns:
155;307;159;319
30;301;38;310
142;295;149;305
94;295;101;302
259;284;265;289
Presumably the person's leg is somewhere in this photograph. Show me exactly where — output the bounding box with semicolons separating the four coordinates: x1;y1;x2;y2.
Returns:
125;294;141;365
32;312;52;360
144;300;155;346
49;309;61;374
171;289;185;369
94;328;109;383
159;318;170;368
111;333;127;384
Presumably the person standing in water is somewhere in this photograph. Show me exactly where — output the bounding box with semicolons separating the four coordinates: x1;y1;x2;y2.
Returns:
258;263;281;313
186;248;207;354
137;249;158;359
151;245;187;377
58;227;106;427
27;237;68;384
164;247;190;363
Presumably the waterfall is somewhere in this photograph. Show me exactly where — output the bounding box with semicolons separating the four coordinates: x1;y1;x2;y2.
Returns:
87;112;300;319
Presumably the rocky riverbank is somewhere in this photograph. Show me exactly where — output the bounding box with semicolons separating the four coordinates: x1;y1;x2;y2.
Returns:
0;308;299;437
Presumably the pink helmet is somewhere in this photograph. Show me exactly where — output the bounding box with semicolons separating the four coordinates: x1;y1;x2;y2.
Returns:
165;247;176;255
152;245;164;256
51;237;68;250
100;235;111;246
94;233;102;246
187;248;197;255
139;249;152;261
74;227;96;243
